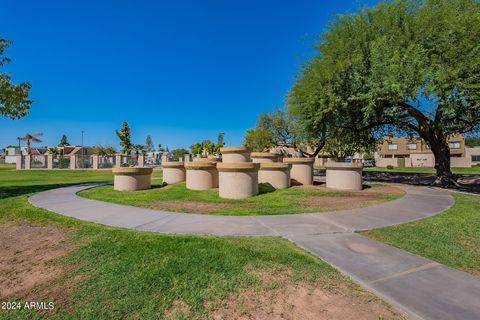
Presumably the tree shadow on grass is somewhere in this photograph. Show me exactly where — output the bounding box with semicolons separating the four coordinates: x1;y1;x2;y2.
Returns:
259;183;276;195
0;182;110;200
150;182;168;190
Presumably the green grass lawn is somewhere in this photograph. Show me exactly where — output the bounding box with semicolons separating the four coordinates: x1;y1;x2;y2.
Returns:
364;166;480;174
79;180;403;216
0;165;391;319
362;193;480;275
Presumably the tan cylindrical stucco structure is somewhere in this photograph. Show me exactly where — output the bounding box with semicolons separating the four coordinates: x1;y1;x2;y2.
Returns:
283;157;315;185
185;162;218;190
217;162;260;199
193;156;222;163
112;167;153;191
325;162;363;191
161;162;186;184
251;152;279;163
220;146;252;163
258;163;291;189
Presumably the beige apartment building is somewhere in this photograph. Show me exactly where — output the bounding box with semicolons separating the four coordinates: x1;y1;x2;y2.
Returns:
375;135;480;168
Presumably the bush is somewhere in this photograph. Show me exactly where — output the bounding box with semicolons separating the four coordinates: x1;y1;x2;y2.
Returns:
386;165;394;170
57;157;70;169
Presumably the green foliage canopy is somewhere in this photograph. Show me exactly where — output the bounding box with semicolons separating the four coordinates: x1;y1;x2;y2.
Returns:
171;148;189;159
0;36;32;119
289;0;480;184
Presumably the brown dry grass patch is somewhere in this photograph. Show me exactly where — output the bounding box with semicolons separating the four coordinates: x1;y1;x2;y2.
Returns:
0;223;79;312
304;185;405;211
147;200;251;214
209;267;405;320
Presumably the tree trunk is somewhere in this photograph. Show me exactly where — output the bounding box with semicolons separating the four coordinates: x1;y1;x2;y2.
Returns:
428;137;458;187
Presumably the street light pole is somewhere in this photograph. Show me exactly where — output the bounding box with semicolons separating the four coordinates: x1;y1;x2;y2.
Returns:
81;130;84;169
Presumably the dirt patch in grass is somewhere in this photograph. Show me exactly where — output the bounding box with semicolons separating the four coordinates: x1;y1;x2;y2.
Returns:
305;185;405;211
0;223;78;311
164;300;192;319
305;195;383;210
210;268;405;320
361;184;405;196
147;200;251;214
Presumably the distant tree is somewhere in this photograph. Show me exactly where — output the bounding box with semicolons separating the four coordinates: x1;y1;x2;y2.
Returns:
190;142;203;156
16;136;22;148
132;144;146;155
289;0;480;186
252;109;328;157
244;128;274;152
190;139;220;156
217;133;225;146
47;147;60;155
58;134;70;147
465;136;480;147
157;144;165;152
145;135;154;152
115;120;132;154
0;36;32;119
93;145;116;156
171;148;189;159
19;132;43;155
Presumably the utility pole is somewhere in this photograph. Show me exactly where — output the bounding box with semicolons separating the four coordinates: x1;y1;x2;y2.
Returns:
81;130;84;169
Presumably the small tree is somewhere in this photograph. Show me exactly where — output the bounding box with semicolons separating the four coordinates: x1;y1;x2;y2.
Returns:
0;36;32;119
217;132;225;145
171;148;189;159
115;120;132;154
145;135;154;152
58;134;70;147
190;142;203;156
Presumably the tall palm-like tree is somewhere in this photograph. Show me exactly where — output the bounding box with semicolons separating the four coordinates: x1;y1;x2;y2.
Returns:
16;137;23;148
19;132;43;155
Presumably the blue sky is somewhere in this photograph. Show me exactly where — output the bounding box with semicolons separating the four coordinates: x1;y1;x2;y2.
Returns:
0;0;377;150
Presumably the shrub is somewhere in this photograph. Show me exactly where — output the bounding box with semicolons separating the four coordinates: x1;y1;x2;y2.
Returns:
386;165;394;170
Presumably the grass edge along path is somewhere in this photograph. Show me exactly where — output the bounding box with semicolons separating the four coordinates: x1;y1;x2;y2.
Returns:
362;193;480;276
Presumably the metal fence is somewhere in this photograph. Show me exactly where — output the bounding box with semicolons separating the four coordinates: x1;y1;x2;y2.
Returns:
120;155;138;167
30;155;47;169
144;155;161;167
98;155;115;169
76;155;93;169
52;155;70;169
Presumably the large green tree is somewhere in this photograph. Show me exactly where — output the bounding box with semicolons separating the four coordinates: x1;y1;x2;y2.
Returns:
0;36;32;119
289;0;480;186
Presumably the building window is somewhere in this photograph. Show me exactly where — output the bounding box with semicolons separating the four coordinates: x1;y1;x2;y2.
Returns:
472;155;480;162
449;141;461;149
387;144;398;151
407;143;417;150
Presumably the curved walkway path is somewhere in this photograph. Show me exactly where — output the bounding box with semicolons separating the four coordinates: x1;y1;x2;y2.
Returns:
29;184;480;320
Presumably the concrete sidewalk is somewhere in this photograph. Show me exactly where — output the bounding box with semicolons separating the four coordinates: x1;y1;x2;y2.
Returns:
29;184;480;320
